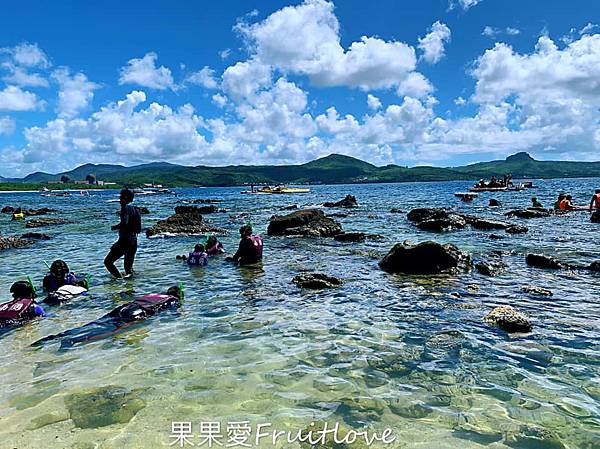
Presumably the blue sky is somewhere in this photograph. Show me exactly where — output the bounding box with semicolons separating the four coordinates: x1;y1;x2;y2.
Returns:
0;0;598;176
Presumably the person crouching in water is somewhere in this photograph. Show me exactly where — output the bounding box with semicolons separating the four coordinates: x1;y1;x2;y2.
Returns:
0;281;45;329
227;225;263;265
32;286;182;348
105;188;141;278
205;235;224;256
43;260;87;292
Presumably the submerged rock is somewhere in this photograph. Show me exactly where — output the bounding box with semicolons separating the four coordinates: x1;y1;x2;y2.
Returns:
484;305;532;333
475;260;507;276
146;206;226;238
489;198;501;207
292;273;342;289
416;215;467;232
175;205;220;214
21;232;51;240
390;207;403;213
467;217;508;231
505;224;529;234
323;194;358;208
334;232;365;242
281;204;298;210
25;218;70;228
521;285;553;297
489;234;504;240
2;206;55;216
526;253;564;270
505;208;552;219
0;236;33;250
267;209;342;237
589;261;600;271
379;241;471;274
65;385;146;429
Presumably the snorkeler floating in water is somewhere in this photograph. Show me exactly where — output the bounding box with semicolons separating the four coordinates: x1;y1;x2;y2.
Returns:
226;225;263;266
32;285;183;349
0;281;45;329
43;259;87;292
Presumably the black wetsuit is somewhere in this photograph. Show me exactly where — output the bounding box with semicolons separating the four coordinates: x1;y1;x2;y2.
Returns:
32;294;180;349
105;204;140;276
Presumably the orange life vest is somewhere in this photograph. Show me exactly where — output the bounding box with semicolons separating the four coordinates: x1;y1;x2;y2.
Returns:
559;199;569;210
592;194;600;209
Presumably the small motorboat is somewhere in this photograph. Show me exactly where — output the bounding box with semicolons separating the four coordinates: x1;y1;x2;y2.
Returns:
241;185;310;195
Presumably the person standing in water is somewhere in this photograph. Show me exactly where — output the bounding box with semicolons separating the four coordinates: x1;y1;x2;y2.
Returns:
227;225;263;265
104;189;141;278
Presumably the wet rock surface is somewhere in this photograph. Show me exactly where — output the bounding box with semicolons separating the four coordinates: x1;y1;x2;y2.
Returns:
526;253;565;269
65;385;146;429
178;198;221;204
323;194;358;208
505;208;553;219
379;240;471;274
416;214;467;232
2;206;55;216
484;305;532;333
280;204;299;210
334;232;366;242
25;217;70;228
292;273;342;289
146;206;226;237
475;260;507;276
175;205;221;214
489;198;501;207
0;236;33;250
505;224;529;234
268;209;342;237
21;232;51;240
522;285;553;297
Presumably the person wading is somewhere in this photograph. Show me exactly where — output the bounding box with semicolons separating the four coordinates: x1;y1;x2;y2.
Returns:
104;189;141;278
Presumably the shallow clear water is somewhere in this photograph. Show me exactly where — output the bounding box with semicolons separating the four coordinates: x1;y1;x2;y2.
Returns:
0;180;599;449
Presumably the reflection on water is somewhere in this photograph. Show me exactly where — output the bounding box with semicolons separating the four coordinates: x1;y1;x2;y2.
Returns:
0;180;600;448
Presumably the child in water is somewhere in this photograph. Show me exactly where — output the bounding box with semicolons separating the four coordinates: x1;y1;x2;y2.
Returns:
177;243;209;265
43;260;87;292
205;235;225;255
0;281;45;328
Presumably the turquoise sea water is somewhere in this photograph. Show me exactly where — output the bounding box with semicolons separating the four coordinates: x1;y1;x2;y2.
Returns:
0;180;599;449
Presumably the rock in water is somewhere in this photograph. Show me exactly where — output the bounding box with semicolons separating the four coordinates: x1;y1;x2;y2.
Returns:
526;253;564;269
267;209;342;237
475;260;507;276
1;206;15;213
589;261;600;271
323;194;358;208
407;208;449;223
25;218;70;228
21;232;51;240
281;204;298;210
522;285;553;297
175;205;219;214
505;224;528;234
484;306;532;333
489;199;501;207
379;241;471;274
292;273;342;289
2;207;55;216
0;236;33;250
66;385;146;429
146;207;226;238
416;214;467;232
334;232;366;242
505;208;552;219
466;218;508;230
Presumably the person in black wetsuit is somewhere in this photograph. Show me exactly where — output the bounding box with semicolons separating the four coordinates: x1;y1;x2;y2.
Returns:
32;286;182;348
104;189;141;278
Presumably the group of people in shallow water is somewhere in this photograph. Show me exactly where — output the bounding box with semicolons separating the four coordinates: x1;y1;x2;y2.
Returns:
0;188;264;345
552;189;600;218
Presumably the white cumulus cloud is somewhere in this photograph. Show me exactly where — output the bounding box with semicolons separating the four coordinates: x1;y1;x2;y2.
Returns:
119;52;175;90
367;94;381;110
418;21;451;64
186;66;219;89
0;116;15;135
52;68;100;118
0;85;40;111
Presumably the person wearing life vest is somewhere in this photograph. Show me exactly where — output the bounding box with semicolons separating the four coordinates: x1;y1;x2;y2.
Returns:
531;197;544;209
589;189;600;210
32;286;182;348
0;281;45;328
186;243;208;266
205;235;225;256
559;195;575;211
554;193;566;210
105;188;141;278
43;260;87;292
228;225;263;265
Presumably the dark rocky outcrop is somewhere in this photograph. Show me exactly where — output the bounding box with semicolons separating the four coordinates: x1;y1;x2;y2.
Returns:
334;232;365;242
0;236;33;250
489;234;504;240
323;194;358;208
521;285;553;297
526;253;564;270
505;224;528;234
505;208;553;219
466;218;508;231
26;218;70;228
489;199;501;207
379;241;471;274
475;260;507;276
146;207;226;238
590;261;600;271
416;214;467;232
407;208;450;223
484;306;532;333
267;209;342;237
292;273;342;289
21;232;51;240
2;207;55;216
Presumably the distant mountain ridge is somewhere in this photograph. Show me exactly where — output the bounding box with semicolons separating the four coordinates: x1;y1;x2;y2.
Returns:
6;152;600;187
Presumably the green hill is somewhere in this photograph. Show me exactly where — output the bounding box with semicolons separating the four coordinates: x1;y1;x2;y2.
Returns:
5;152;600;189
